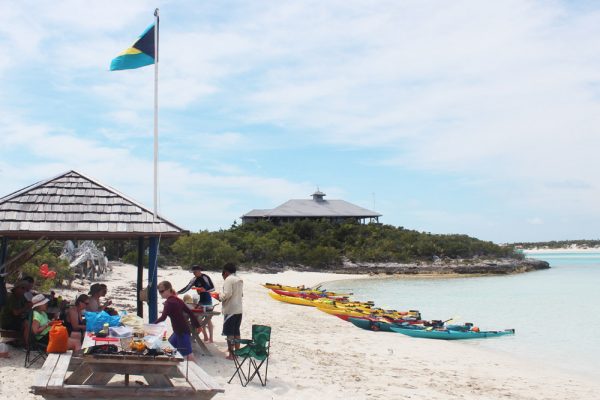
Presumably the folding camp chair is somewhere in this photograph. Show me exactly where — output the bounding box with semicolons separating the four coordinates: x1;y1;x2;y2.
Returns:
24;311;47;368
228;324;271;387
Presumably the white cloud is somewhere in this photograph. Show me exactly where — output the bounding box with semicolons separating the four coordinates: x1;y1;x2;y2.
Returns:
0;112;312;230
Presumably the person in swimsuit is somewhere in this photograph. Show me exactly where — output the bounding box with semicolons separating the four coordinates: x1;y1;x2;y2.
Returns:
65;294;89;343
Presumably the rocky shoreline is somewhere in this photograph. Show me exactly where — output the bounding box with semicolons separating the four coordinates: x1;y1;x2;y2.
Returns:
337;258;550;275
246;258;550;275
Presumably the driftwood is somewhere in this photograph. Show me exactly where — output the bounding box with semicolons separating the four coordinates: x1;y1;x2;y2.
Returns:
60;241;110;281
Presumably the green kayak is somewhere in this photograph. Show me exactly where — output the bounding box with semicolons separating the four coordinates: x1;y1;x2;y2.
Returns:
390;326;515;340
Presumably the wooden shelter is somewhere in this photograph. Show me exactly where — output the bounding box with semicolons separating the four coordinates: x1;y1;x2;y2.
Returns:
0;170;188;320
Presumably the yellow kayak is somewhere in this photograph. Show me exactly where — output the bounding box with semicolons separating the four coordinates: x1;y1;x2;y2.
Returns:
262;283;352;297
263;283;310;292
268;291;318;306
317;305;368;318
319;301;415;318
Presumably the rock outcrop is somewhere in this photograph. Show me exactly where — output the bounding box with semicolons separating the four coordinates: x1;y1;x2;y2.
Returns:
335;258;550;275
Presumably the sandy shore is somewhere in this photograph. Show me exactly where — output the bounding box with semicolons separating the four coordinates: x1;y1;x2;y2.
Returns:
1;264;599;400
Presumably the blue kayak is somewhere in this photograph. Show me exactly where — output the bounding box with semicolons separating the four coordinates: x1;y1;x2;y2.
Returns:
349;317;479;334
348;317;395;332
390;326;515;340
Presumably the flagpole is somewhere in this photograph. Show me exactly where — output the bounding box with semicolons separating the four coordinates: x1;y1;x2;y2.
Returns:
153;8;159;218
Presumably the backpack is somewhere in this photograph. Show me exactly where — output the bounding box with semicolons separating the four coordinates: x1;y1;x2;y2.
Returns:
47;320;68;353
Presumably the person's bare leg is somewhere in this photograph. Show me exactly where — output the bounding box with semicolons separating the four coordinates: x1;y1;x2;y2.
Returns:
68;337;81;351
70;331;81;344
226;336;234;359
207;320;214;343
22;320;29;347
201;326;209;342
234;335;240;350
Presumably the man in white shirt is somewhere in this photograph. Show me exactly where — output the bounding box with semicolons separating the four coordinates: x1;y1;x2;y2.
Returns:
215;262;243;360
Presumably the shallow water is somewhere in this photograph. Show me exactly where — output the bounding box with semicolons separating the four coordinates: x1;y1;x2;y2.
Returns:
325;251;600;378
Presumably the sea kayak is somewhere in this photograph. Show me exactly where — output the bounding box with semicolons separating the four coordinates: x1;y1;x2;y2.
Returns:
268;291;317;306
263;283;351;296
390;326;515;340
270;288;348;301
348;317;396;332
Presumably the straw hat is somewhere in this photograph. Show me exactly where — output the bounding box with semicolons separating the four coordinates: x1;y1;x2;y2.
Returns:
31;293;49;309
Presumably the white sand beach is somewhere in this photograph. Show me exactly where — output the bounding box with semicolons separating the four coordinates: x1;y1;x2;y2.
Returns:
523;247;600;253
1;264;599;400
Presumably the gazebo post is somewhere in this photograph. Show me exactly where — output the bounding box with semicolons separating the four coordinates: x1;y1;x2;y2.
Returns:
147;237;159;321
136;237;144;318
0;237;8;307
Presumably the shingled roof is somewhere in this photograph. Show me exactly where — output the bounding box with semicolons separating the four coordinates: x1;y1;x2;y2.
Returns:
242;191;381;220
260;199;381;218
0;170;187;239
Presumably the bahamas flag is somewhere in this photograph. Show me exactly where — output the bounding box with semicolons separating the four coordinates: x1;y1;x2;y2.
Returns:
110;23;156;71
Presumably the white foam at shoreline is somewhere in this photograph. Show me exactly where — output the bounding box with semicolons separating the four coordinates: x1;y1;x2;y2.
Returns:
523;247;600;253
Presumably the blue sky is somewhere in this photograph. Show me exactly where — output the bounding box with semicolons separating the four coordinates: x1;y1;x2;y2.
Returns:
1;1;600;243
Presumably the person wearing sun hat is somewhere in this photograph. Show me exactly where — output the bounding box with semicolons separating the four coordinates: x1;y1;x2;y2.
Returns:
31;293;80;350
30;293;51;344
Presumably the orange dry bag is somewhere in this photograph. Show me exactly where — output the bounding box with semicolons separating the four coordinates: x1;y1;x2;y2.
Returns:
47;320;69;353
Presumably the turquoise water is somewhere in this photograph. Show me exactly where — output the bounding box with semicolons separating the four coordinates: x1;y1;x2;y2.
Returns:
326;252;600;378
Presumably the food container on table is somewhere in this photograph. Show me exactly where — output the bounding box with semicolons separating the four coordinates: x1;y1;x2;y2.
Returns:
130;339;146;352
143;323;166;337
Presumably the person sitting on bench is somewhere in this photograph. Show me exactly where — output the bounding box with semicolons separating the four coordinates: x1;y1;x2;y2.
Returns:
65;294;89;343
0;280;31;340
31;294;80;351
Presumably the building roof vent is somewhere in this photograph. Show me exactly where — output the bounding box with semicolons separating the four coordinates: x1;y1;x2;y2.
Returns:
311;190;326;202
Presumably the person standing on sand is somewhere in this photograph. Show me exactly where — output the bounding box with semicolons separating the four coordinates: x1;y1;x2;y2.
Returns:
214;262;243;360
154;281;200;361
177;264;215;343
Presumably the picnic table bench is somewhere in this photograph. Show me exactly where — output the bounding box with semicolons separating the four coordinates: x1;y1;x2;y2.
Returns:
31;343;224;399
0;328;20;344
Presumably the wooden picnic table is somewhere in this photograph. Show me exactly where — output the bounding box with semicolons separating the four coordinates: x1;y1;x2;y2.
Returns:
187;305;220;356
30;333;224;400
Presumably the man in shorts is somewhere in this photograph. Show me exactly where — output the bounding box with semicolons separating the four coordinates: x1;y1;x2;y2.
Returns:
215;263;243;360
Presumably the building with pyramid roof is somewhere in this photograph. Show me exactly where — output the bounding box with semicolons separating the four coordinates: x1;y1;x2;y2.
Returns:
241;190;381;224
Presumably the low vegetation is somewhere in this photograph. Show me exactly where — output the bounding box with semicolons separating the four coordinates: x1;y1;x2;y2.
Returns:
3;241;73;291
3;221;518;284
172;220;517;270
